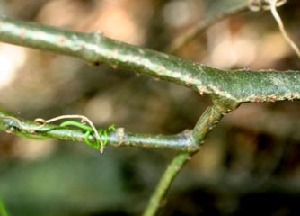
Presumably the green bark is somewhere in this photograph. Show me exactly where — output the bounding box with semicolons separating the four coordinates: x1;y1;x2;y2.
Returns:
0;17;299;104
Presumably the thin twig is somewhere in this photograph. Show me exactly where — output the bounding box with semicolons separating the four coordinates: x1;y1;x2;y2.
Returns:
248;0;286;11
143;152;191;216
0;112;199;151
268;0;300;58
1;115;44;132
167;0;249;53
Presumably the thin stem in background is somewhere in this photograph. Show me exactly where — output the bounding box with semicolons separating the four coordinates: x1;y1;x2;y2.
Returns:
166;0;249;53
143;152;191;216
0;200;9;216
268;0;300;58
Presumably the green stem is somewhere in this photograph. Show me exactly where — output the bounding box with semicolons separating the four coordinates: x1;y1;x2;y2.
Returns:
143;152;191;216
0;199;10;216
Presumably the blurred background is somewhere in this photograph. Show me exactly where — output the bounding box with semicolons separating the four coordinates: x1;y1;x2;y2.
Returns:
0;0;299;215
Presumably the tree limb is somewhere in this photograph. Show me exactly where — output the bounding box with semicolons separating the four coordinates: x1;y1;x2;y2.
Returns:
0;17;299;104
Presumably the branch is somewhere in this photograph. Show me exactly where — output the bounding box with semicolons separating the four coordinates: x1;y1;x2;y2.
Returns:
166;0;249;52
0;17;299;103
143;152;191;216
143;100;236;216
0;112;199;152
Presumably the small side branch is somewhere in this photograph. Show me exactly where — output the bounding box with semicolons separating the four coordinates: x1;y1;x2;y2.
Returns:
0;112;199;152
